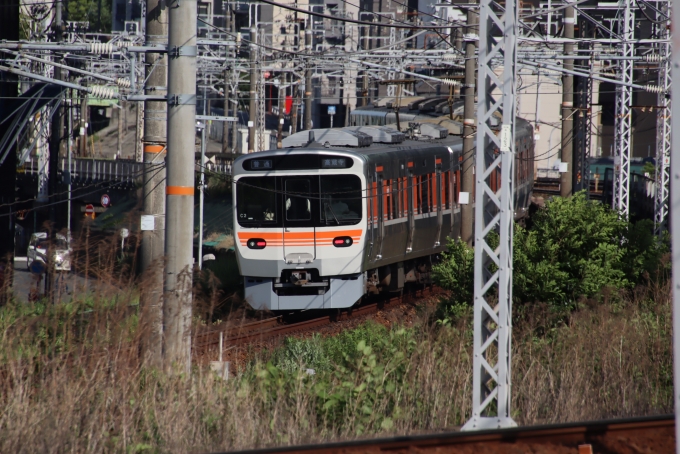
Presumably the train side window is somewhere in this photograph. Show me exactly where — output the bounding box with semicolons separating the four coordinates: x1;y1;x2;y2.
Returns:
435;172;441;211
372;180;378;223
385;179;391;220
392;179;400;218
420;175;430;214
402;177;408;216
414;175;420;214
377;178;384;222
444;171;450;209
432;172;437;211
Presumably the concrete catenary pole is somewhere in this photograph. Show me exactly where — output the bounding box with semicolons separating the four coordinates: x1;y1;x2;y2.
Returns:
140;0;167;367
164;0;196;373
460;0;478;244
671;0;680;445
304;28;313;130
248;27;257;153
48;0;63;228
559;1;574;197
0;0;19;279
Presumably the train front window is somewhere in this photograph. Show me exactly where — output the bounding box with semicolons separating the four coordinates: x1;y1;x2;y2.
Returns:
285;179;312;221
236;177;277;226
320;175;362;225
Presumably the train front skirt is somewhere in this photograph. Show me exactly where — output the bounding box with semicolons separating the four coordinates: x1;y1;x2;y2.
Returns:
244;273;366;311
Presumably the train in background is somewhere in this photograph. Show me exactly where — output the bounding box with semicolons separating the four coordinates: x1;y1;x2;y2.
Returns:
231;96;535;311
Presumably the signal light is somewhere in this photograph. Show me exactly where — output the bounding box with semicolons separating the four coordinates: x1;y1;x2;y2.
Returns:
332;236;353;247
247;239;267;249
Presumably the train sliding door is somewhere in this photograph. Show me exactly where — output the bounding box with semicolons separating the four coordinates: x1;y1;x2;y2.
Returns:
281;177;319;264
368;173;385;262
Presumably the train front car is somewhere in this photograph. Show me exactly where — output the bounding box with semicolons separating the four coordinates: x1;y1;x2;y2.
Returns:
232;150;368;311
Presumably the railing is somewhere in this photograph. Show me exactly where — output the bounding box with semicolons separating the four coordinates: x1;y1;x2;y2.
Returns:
19;156;233;184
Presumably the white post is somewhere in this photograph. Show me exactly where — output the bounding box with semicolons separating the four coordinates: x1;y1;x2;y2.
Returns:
219;331;223;362
67;92;72;237
198;121;206;270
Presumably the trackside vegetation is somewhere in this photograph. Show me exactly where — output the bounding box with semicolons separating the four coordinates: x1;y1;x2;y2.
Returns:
433;192;670;317
0;192;673;452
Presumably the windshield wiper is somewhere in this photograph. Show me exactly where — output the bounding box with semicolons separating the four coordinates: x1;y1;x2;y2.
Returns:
324;201;340;225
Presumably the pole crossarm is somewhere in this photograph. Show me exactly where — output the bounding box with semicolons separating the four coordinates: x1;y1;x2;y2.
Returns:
462;0;517;432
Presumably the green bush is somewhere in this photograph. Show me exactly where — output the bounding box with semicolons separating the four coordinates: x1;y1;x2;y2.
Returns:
256;322;418;435
433;192;669;313
514;192;668;307
431;238;474;322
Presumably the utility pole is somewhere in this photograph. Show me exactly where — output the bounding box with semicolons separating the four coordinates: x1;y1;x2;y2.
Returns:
222;4;231;155
79;92;88;156
66;94;73;235
230;18;238;154
117;102;124;157
277;73;285;148
0;0;19;281
670;0;680;447
304;28;313;130
559;0;574;198
248;27;257;153
222;68;230;154
48;0;63;228
460;0;478;244
232;93;239;154
360;34;369;108
291;83;299;135
164;0;196;373
140;0;167;368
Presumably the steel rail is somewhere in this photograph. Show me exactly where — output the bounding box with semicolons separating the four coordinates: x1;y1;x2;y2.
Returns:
222;414;675;453
194;287;437;351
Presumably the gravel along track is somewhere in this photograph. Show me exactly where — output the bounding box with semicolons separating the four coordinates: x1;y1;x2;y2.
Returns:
222;414;675;454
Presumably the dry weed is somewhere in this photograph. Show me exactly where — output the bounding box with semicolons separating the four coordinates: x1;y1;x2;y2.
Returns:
0;235;673;452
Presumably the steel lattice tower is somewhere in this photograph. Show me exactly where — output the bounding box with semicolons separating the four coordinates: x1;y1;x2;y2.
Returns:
654;0;671;235
613;0;634;216
462;0;517;431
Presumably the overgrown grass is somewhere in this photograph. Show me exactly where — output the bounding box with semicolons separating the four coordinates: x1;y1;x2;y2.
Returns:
0;207;673;452
0;279;672;452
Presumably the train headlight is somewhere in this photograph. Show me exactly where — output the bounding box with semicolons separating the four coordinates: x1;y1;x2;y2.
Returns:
247;239;267;249
332;236;353;247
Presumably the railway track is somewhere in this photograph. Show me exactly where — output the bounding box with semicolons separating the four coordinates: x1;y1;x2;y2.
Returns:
225;414;675;454
193;286;439;353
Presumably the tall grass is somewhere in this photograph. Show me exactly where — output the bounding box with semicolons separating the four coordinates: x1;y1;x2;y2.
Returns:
0;234;673;452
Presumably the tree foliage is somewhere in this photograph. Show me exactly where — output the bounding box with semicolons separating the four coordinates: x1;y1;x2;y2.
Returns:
433;192;669;313
67;0;112;33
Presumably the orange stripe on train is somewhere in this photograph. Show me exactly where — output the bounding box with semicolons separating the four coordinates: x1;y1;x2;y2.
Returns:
238;230;362;240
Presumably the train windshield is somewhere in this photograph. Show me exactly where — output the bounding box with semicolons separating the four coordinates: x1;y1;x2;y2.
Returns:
236;175;362;227
320;175;362;224
236;177;277;226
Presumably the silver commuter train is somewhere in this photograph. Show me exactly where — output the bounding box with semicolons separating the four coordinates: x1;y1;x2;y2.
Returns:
232;119;535;311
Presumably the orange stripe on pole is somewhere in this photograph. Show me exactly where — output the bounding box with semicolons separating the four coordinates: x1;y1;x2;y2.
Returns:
144;144;165;154
166;185;194;196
